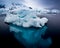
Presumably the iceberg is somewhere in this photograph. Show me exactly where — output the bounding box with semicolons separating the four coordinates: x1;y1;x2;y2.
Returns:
4;8;48;27
4;4;51;48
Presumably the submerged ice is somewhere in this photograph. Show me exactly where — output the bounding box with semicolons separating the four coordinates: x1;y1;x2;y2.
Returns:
4;4;52;48
10;24;51;48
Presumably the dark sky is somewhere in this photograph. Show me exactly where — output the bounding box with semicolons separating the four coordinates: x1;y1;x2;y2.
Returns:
0;0;60;9
38;0;60;9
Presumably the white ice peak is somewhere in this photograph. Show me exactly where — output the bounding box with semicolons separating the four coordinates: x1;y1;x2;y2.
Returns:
4;4;48;28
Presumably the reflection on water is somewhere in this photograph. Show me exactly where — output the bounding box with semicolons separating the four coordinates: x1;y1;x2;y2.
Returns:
10;24;52;48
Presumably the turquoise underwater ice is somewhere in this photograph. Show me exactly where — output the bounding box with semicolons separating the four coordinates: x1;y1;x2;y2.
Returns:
10;24;52;48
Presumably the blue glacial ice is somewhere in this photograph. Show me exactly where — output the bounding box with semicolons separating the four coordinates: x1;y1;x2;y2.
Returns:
9;24;51;48
4;4;52;48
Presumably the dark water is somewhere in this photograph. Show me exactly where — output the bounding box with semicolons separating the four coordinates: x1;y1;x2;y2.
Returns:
0;14;60;48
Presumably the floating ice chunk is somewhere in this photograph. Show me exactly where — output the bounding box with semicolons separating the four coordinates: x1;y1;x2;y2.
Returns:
4;4;51;48
40;17;48;26
4;7;48;28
